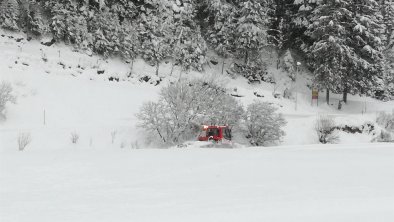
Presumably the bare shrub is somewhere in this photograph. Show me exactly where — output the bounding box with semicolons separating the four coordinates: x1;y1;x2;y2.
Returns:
111;130;117;144
0;81;16;119
131;141;140;149
70;132;79;144
376;110;394;131
377;130;393;142
120;141;125;149
315;115;339;144
243;101;286;146
17;132;31;151
137;79;244;145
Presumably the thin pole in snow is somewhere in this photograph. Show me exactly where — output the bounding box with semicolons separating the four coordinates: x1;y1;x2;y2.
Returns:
221;59;225;74
295;62;301;111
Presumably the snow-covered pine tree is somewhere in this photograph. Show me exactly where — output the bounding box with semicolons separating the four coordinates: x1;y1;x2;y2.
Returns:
106;0;137;23
380;0;394;50
345;0;385;102
203;0;236;61
174;27;207;72
172;0;207;72
380;0;394;98
138;0;175;75
274;17;286;50
46;1;84;44
383;47;394;99
89;8;121;57
119;20;139;64
26;0;47;36
271;0;297;50
305;0;354;104
234;0;271;64
293;0;315;28
291;0;319;51
0;0;20;31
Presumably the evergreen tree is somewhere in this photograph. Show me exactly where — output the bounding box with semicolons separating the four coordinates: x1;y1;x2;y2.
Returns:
345;0;385;102
305;0;354;104
380;0;394;98
89;9;121;57
291;0;319;50
234;0;271;64
174;26;207;72
172;0;207;72
106;0;137;23
0;0;20;31
305;0;386;103
137;0;175;75
270;0;297;50
203;0;236;59
119;20;139;62
380;0;394;50
46;1;80;43
26;1;47;36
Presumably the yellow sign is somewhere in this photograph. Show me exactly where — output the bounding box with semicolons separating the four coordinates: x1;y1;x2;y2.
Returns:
312;89;318;99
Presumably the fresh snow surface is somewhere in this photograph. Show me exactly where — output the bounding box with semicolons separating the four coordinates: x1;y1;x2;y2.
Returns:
1;144;394;222
1;31;394;222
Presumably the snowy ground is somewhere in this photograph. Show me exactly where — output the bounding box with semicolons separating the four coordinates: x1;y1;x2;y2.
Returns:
1;144;394;222
1;31;394;221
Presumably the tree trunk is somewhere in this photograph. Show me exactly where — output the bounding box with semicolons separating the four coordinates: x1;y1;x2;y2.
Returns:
155;61;159;76
326;88;330;105
156;128;166;143
221;59;225;74
127;59;134;77
343;86;348;103
244;50;249;65
170;61;175;76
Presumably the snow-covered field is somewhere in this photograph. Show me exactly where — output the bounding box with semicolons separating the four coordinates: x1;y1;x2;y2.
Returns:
1;31;394;221
1;144;394;222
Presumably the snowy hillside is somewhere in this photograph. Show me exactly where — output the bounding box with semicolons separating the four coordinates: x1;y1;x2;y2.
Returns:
1;30;394;222
0;30;393;148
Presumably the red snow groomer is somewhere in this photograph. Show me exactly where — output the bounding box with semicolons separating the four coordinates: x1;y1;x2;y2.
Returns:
198;125;232;142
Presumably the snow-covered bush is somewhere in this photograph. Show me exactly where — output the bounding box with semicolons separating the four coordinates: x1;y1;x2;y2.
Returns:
376;130;392;142
0;81;16;119
137;79;243;145
131;141;140;149
17;132;31;151
315;115;339;144
376;110;394;131
243;101;286;146
230;60;272;84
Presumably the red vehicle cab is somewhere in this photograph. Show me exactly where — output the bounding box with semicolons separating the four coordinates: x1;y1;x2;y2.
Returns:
198;125;232;142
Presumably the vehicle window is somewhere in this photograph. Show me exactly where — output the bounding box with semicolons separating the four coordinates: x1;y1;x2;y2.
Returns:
207;128;219;137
